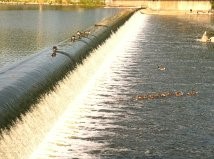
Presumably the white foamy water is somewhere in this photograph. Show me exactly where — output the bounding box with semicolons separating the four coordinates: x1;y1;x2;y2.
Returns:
30;11;146;159
0;11;146;159
1;10;214;159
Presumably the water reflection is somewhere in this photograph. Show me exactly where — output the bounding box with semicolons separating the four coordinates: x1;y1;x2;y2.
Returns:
31;12;214;159
0;5;120;67
0;10;214;159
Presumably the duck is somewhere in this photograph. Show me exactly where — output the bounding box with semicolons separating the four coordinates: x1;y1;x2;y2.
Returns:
153;93;161;99
209;36;214;42
186;90;198;96
51;46;57;57
135;95;148;100
76;31;83;39
159;92;167;97
175;91;183;97
164;92;173;97
157;65;166;71
83;31;91;37
147;94;155;100
71;35;76;42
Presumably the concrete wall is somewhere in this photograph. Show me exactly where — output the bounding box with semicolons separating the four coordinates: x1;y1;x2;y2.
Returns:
108;0;211;11
106;0;147;7
147;0;211;11
0;8;137;130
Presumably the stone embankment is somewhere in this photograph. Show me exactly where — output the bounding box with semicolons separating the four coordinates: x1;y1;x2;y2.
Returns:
140;8;213;15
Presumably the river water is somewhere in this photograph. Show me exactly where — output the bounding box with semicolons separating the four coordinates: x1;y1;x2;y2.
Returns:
0;10;214;159
29;12;213;159
0;5;120;68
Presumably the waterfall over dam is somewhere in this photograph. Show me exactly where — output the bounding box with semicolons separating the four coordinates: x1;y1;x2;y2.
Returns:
0;8;137;131
0;8;214;159
0;8;138;159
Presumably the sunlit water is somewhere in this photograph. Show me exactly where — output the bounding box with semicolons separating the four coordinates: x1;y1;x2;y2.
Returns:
1;12;214;159
29;12;214;158
0;5;120;67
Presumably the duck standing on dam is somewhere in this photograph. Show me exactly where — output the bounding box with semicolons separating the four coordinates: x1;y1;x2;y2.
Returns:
0;4;214;159
0;8;137;159
0;9;136;130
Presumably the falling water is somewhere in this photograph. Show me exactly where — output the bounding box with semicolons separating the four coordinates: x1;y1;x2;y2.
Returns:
0;11;143;159
29;11;145;159
1;10;214;159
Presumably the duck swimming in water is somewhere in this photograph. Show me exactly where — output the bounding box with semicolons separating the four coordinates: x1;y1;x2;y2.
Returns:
175;91;184;97
135;95;148;100
186;90;198;96
157;65;166;71
134;89;198;101
209;36;214;42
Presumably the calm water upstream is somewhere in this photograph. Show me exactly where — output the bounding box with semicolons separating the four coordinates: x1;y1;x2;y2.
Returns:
0;5;120;68
0;11;214;159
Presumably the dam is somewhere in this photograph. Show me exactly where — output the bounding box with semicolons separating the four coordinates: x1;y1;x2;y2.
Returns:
0;6;214;159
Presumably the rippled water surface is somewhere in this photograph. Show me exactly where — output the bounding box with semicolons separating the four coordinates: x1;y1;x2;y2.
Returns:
27;12;214;159
0;5;119;67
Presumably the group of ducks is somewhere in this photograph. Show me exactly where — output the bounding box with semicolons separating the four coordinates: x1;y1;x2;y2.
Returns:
144;30;212;101
51;30;200;102
51;30;91;57
71;30;91;42
134;63;199;101
135;90;198;101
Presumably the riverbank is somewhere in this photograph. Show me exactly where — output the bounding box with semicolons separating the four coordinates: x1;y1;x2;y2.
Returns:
0;2;143;8
0;1;105;8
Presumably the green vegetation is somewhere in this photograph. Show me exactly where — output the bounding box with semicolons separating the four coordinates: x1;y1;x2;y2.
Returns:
79;0;105;7
0;0;105;7
211;0;214;9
